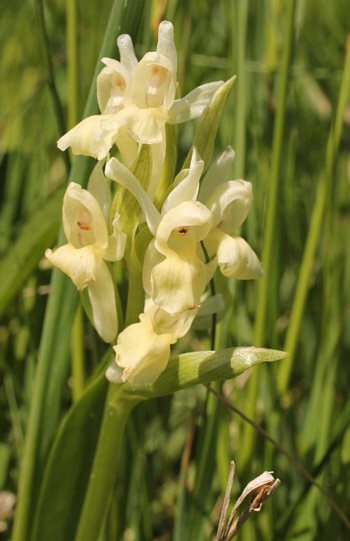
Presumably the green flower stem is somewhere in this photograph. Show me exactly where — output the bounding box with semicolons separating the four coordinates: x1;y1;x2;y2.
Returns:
125;264;145;327
74;384;142;541
71;305;85;402
12;4;142;540
241;0;296;470
278;38;350;395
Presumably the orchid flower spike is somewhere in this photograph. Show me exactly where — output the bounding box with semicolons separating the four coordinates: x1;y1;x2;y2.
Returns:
105;148;213;315
106;298;197;385
45;164;126;342
57;21;224;198
198;147;265;280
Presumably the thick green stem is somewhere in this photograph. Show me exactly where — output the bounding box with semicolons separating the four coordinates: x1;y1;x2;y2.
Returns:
74;385;142;541
125;264;145;327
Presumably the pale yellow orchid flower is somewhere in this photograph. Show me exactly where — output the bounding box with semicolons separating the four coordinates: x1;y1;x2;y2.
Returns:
106;298;197;384
198;147;264;280
57;21;223;199
45;165;126;342
105;148;214;315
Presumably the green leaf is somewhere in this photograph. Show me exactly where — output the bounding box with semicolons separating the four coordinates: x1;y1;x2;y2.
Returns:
0;185;63;319
122;346;288;399
182;76;236;171
31;366;110;541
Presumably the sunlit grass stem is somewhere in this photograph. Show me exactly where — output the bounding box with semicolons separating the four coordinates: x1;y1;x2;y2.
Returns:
278;36;350;395
232;0;248;180
241;0;297;470
71;305;85;402
36;0;71;175
67;0;78;130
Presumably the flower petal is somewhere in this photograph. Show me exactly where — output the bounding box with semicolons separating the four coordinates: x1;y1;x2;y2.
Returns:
105;157;161;235
205;179;254;232
150;249;207;314
88;259;118;343
156;200;212;250
161;148;204;214
130;52;176;110
168;81;224;124
97;59;131;114
57;115;116;160
157;21;177;71
113;317;172;384
45;244;96;290
198;146;235;203
63;182;109;251
104;214;127;262
143;239;164;297
117;34;138;74
144;297;197;337
100;105;167;145
87;161;111;227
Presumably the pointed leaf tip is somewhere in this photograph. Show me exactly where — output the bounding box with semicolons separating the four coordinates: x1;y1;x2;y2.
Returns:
121;346;287;398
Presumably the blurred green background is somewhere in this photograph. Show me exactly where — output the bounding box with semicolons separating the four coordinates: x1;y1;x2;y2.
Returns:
0;0;349;540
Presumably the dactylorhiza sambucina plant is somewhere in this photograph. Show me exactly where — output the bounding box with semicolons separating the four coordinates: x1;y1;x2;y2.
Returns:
42;19;287;541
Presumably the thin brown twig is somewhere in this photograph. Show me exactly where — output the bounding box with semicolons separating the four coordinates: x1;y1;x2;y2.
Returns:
205;383;350;531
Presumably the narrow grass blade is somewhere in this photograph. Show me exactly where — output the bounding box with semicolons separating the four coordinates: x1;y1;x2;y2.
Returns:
242;0;297;470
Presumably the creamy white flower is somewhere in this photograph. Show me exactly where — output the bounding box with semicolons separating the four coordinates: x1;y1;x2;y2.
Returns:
105;148;213;315
198;147;264;280
57;21;223;198
45;166;126;342
106;298;197;385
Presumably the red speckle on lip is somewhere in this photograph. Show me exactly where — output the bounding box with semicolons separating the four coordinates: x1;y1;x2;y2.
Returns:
77;221;91;231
